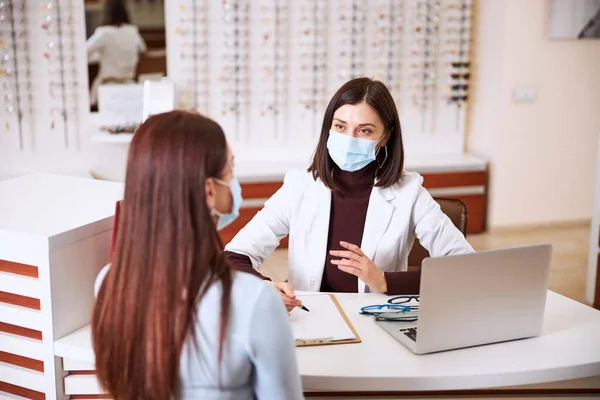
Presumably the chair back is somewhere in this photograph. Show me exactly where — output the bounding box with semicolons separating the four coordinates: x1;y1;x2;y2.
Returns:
407;198;468;269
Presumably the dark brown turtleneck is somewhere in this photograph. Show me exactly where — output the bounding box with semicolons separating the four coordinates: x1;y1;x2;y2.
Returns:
225;162;421;295
319;162;377;292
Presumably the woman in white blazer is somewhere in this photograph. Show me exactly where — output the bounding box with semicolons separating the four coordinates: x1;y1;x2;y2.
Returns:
225;77;473;309
86;0;147;107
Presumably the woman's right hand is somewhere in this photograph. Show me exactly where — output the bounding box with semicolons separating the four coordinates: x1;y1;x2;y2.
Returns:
270;281;302;312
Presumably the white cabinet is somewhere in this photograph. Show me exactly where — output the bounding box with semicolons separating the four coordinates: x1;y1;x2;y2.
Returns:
0;173;123;399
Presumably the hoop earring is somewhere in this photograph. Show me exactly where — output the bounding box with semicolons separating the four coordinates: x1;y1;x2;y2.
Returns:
377;145;388;169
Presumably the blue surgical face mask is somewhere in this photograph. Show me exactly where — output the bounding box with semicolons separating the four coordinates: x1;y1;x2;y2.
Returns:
326;129;378;172
212;177;243;231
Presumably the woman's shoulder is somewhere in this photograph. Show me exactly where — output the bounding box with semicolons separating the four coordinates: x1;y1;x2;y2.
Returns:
230;272;283;312
94;264;272;303
216;273;283;328
385;170;425;199
279;168;316;196
94;25;117;33
230;270;271;295
89;26;110;39
119;24;141;32
394;170;424;189
283;168;313;185
94;263;111;297
95;24;138;33
207;271;275;307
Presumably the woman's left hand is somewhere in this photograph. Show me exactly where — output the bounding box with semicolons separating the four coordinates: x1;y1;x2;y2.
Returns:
330;241;387;293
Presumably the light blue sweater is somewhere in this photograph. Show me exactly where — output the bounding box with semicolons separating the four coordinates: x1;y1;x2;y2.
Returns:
95;266;304;400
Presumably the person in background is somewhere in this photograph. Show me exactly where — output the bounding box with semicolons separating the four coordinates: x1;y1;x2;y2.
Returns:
225;77;474;311
86;0;146;107
92;111;303;400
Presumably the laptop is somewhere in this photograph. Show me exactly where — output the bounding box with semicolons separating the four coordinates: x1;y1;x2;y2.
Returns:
376;244;553;355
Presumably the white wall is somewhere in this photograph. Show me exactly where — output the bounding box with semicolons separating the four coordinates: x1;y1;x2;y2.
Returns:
0;0;162;182
469;0;600;228
0;0;90;181
3;0;600;231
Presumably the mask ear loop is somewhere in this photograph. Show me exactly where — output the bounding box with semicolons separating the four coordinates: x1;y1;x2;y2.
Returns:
376;138;388;169
376;130;392;169
213;177;231;187
209;177;230;219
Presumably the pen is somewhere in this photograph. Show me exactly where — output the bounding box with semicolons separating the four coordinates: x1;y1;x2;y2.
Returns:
281;280;309;312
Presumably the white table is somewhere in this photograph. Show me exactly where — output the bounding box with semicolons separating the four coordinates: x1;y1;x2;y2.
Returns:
55;291;600;398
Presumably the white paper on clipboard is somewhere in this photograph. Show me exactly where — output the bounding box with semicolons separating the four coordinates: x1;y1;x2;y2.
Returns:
289;294;356;342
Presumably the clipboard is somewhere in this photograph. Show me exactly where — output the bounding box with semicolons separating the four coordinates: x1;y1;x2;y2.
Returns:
292;294;362;347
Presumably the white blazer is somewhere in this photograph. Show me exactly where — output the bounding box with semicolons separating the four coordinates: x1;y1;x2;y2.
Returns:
225;169;474;293
86;24;147;105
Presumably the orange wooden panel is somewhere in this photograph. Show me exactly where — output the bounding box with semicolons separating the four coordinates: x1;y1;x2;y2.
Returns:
238;171;488;197
0;322;43;340
0;291;41;310
219;207;262;245
0;381;45;400
240;181;283;199
0;259;39;278
0;351;44;372
421;171;486;189
239;171;488;195
69;371;97;375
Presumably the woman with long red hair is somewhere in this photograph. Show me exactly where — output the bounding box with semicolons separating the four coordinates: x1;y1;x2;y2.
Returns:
92;111;303;400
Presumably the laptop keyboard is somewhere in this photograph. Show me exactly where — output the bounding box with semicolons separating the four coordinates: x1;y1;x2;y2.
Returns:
399;327;417;341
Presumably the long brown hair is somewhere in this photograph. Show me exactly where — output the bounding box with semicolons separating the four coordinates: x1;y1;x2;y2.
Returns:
102;0;130;27
92;111;233;400
308;77;404;190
